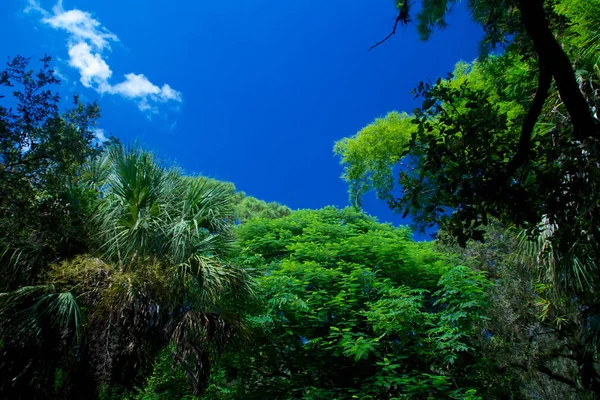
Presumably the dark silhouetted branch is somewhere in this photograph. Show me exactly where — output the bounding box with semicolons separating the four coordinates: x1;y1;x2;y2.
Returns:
536;364;579;389
368;2;410;51
505;61;552;178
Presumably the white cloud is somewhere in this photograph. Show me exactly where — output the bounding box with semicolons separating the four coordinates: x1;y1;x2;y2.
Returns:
43;6;118;50
109;73;183;110
27;1;182;113
53;66;69;83
111;73;163;98
25;0;49;17
67;42;112;88
93;127;108;144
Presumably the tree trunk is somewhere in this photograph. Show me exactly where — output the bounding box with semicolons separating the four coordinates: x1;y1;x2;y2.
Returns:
518;0;600;141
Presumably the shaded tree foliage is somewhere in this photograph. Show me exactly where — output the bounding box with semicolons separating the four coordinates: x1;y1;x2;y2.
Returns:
438;224;597;399
0;100;252;398
0;55;102;291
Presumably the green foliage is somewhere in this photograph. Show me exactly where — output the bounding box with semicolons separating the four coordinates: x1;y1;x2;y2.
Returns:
360;0;600;253
337;1;600;396
202;207;492;399
437;224;597;399
3;1;600;396
385;0;522;53
554;0;600;68
334;111;414;207
339;0;600;289
0;145;252;398
188;176;292;223
130;348;199;400
0;55;103;291
336;54;537;240
234;194;292;222
236;207;445;288
432;266;491;365
91;146;237;268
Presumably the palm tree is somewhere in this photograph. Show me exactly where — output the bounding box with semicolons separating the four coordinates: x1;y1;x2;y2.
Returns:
0;145;252;397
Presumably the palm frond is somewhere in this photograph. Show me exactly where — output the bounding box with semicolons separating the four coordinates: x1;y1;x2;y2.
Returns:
518;220;595;295
92;145;176;265
161;177;236;264
175;254;252;306
171;310;246;394
0;244;43;290
90;146;239;272
0;285;83;345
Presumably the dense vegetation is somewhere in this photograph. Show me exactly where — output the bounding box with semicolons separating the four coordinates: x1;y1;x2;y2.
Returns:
1;0;599;398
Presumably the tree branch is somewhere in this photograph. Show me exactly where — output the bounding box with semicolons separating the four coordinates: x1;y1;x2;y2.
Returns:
368;14;403;51
368;2;410;51
536;364;579;389
510;362;579;390
505;60;552;178
171;350;200;388
518;0;600;141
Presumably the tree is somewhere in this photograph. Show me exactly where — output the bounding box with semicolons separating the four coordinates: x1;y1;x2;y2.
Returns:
202;208;493;399
0;145;252;398
339;0;600;289
186;177;292;223
233;195;292;222
437;224;597;399
0;55;103;291
337;0;600;395
374;0;599;141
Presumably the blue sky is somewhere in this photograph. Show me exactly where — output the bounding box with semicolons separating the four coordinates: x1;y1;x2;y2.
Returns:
2;0;482;239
